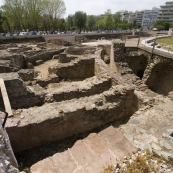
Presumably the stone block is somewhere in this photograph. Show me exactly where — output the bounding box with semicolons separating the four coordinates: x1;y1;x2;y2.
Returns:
18;69;37;81
35;60;43;66
36;74;59;87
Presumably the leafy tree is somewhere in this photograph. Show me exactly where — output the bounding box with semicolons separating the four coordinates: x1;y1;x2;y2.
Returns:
2;0;66;31
154;20;171;30
66;15;74;31
74;11;86;32
0;10;5;32
57;18;65;31
3;0;24;30
42;0;66;31
22;0;43;30
119;20;130;30
95;15;103;30
113;12;121;28
98;18;105;30
103;9;113;30
42;14;52;31
86;15;96;31
164;22;170;30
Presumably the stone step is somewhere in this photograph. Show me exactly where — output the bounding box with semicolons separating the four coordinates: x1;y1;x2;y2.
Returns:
30;126;138;173
70;140;95;166
46;74;112;102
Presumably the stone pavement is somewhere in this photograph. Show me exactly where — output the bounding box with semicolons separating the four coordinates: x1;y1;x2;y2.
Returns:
30;126;138;173
118;93;173;165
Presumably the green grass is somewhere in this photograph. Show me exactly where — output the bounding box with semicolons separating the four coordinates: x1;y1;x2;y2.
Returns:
156;36;173;52
157;36;173;45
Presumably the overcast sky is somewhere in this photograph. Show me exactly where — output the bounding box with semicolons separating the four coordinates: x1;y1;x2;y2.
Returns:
0;0;167;17
63;0;165;17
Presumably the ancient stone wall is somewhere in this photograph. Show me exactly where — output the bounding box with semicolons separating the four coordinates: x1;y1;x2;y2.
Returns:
24;48;65;66
65;46;96;55
124;55;148;79
49;57;95;81
0;54;26;73
0;117;18;172
58;53;78;63
6;84;138;152
0;73;46;109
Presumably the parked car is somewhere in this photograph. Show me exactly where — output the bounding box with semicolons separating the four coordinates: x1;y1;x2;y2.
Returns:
0;33;5;36
47;31;53;34
6;33;13;36
13;32;20;36
19;32;28;36
28;31;37;35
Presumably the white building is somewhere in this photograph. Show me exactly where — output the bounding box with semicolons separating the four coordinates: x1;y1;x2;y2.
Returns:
157;1;173;25
128;12;137;23
142;7;159;29
118;11;137;23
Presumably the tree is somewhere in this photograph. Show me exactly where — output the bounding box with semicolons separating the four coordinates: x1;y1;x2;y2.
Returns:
113;12;121;28
66;14;74;31
2;0;66;31
0;10;5;32
86;15;96;31
22;0;43;30
3;0;24;30
154;20;171;30
164;22;170;30
74;11;86;32
42;0;66;31
103;9;113;30
57;18;65;31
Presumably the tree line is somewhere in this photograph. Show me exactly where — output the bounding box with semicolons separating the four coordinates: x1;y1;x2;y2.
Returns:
67;10;139;33
0;1;171;33
0;0;66;32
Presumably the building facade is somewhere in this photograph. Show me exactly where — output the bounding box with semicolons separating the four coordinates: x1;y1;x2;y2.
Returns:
128;12;137;23
136;11;144;26
157;1;173;25
142;7;159;29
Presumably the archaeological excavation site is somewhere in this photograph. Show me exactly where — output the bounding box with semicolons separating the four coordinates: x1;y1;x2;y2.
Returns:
0;35;173;173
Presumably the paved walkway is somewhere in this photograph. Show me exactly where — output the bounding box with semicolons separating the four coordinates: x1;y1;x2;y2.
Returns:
125;37;173;59
30;126;138;173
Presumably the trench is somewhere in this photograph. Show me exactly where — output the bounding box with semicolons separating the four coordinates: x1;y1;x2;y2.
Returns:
146;63;173;95
125;55;148;79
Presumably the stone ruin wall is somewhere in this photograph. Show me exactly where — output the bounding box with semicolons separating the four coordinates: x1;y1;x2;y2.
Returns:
1;39;173;167
0;44;140;152
0;117;18;172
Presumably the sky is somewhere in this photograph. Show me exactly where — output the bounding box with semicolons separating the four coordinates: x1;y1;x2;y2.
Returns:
0;0;167;17
63;0;165;17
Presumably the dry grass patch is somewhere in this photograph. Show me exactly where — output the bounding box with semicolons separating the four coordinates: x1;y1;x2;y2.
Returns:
102;150;170;173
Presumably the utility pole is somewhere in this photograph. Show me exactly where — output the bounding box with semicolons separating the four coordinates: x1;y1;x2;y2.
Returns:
151;35;157;59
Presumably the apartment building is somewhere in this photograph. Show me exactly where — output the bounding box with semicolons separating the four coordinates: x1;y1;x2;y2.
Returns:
157;1;173;25
128;12;137;23
136;11;144;26
142;7;159;29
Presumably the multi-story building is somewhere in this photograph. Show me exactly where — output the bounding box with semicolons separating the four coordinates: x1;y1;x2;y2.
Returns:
157;1;173;25
119;11;130;21
142;7;159;29
128;12;137;23
136;11;144;26
118;11;137;23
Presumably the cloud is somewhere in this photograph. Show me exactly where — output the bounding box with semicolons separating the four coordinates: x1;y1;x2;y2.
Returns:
0;0;165;17
64;0;165;17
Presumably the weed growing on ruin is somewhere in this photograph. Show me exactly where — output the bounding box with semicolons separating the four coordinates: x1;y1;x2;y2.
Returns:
102;150;166;173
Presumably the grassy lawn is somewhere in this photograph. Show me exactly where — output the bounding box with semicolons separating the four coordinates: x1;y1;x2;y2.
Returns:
156;36;173;52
